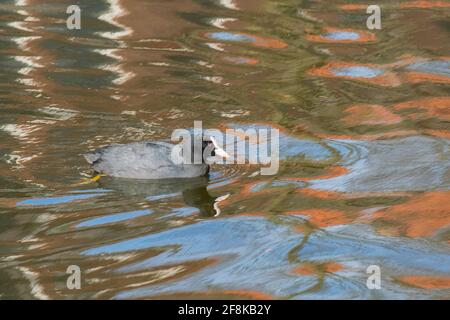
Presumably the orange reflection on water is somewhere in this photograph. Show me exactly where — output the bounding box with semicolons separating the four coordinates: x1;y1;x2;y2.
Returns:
404;71;450;85
424;130;450;139
343;104;402;126
373;191;450;238
249;34;287;49
399;1;450;9
338;4;368;11
393;97;450;121
292;262;344;275
206;32;287;49
308;61;401;87
306;28;375;44
285;209;355;228
309;56;450;87
397;275;450;289
333;97;450;139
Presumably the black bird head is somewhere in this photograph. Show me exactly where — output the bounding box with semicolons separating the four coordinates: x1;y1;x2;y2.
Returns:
201;135;229;163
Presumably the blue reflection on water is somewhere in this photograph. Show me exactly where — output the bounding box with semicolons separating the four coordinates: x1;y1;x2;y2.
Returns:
406;60;450;77
17;193;104;206
332;66;384;78
157;207;198;220
80;216;450;299
313;136;450;192
271;180;307;188
77;209;153;228
208;32;254;42
324;31;359;41
226;123;333;161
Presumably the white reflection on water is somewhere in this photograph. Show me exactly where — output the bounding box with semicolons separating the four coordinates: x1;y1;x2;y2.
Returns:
209;17;237;29
98;0;133;40
219;0;240;11
96;0;135;87
9;0;43;91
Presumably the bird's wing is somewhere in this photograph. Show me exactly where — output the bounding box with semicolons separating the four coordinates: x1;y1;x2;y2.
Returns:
91;142;178;176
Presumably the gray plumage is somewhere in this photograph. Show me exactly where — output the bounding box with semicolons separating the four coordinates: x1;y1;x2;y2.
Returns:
83;141;210;179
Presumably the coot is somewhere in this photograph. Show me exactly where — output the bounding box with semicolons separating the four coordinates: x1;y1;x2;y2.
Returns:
83;135;228;179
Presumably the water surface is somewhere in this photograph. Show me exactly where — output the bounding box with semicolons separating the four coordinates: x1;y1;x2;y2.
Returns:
0;0;449;299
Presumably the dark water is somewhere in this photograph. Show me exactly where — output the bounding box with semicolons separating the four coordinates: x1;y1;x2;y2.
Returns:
0;0;449;299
